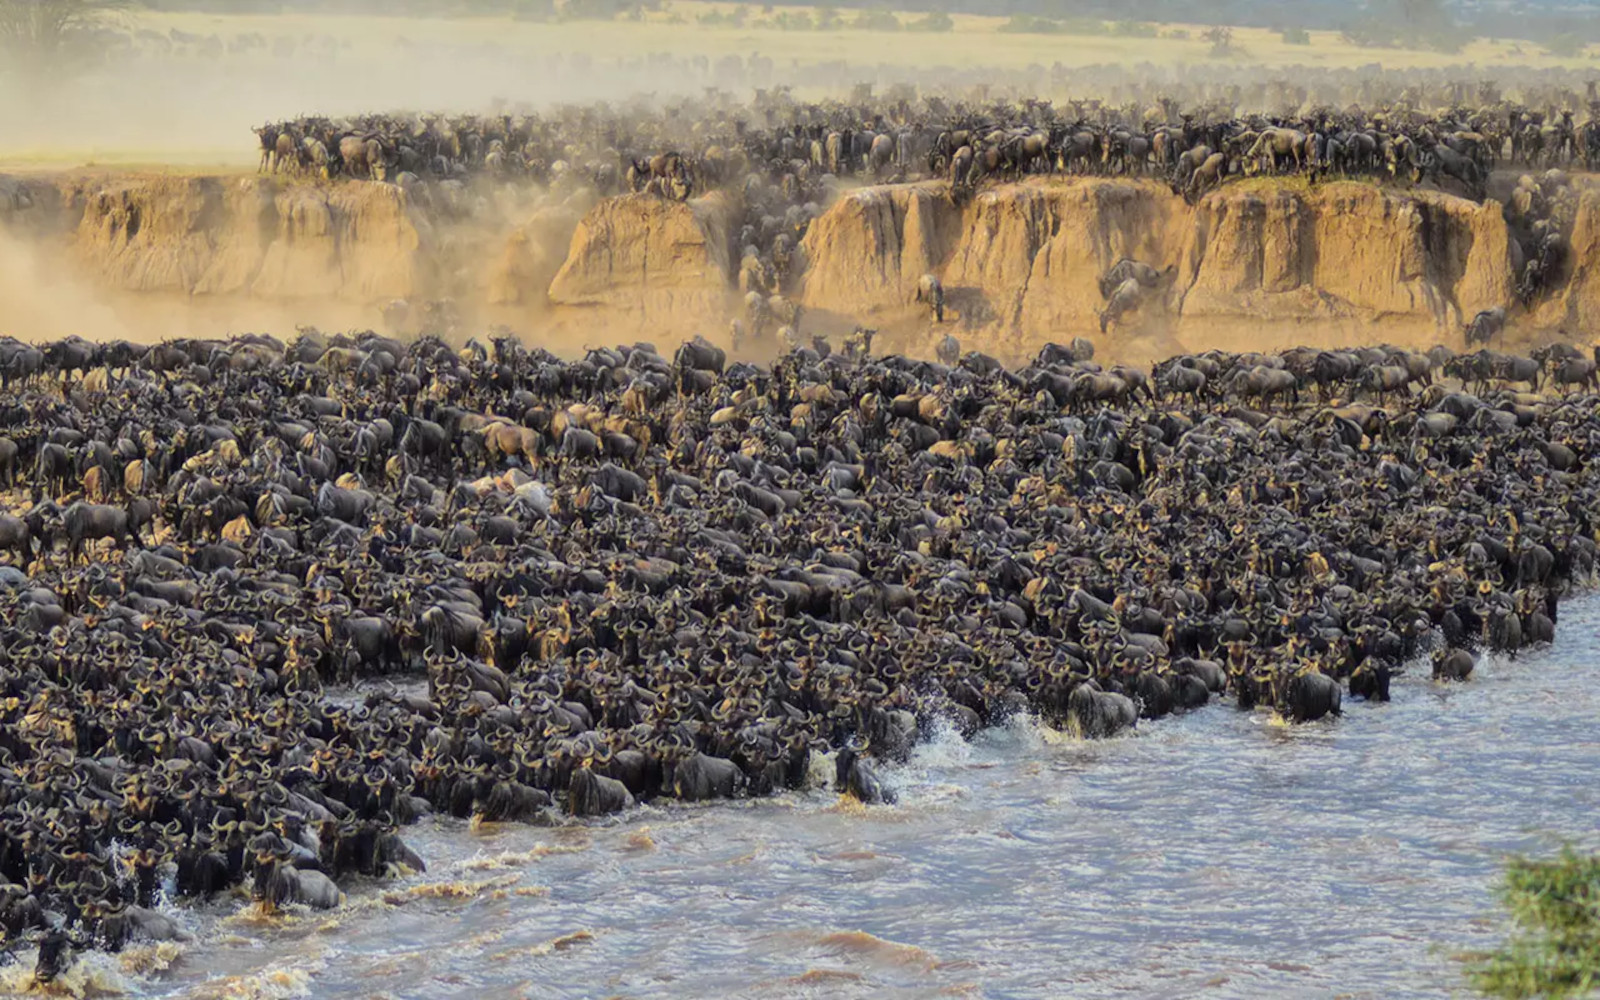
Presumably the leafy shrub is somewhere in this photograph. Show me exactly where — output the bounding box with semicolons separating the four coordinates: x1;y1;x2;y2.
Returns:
759;10;810;29
1472;848;1600;999
850;8;899;30
907;10;952;32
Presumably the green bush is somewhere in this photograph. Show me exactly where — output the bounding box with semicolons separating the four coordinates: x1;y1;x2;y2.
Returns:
771;10;811;30
1281;26;1311;44
1165;27;1189;39
1540;32;1585;57
698;6;746;26
850;8;900;30
1110;20;1157;37
813;5;841;29
511;0;555;20
1472;848;1600;999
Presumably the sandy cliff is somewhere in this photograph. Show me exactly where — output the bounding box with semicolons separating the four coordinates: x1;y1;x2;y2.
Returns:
0;171;578;342
546;191;739;341
57;175;429;300
797;178;1525;358
1;170;1591;358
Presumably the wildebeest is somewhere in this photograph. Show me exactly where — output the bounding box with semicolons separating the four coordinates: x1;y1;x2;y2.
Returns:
835;743;895;804
1100;278;1150;334
915;273;945;323
1281;670;1342;722
1464;307;1506;347
1067;683;1138;738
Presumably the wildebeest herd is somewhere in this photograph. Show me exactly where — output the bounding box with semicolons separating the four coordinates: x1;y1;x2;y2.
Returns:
253;92;1598;330
0;327;1596;982
255;93;1600;199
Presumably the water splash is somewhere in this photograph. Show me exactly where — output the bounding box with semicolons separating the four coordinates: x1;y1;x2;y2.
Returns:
0;950;135;998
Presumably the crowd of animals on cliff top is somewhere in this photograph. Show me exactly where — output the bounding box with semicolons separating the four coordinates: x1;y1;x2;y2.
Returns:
1;324;1598;980
255;87;1600;200
254;88;1600;327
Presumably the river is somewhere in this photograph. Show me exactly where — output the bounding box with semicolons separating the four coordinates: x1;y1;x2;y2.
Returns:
11;596;1600;1000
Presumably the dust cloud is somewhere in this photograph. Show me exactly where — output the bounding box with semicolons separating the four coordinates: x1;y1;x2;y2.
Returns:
0;15;715;166
0;227;136;344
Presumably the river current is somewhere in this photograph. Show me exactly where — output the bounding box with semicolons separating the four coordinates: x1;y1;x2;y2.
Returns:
10;596;1600;1000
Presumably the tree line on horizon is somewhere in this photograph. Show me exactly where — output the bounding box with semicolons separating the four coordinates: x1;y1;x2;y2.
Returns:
1;0;1596;78
123;0;1600;53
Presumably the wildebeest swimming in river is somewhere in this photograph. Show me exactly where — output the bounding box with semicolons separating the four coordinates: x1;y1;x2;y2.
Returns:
1;326;1596;974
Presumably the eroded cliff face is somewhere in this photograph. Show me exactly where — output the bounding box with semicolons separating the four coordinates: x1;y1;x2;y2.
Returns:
0;170;1587;360
795;183;963;311
1180;184;1512;332
0;171;580;343
58;175;429;300
546;191;739;341
1532;187;1600;334
797;178;1524;358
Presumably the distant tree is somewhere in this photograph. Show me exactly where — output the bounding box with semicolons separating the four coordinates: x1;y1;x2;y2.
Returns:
511;0;556;21
1202;25;1235;56
1532;17;1591;58
1396;0;1448;35
560;0;639;19
0;0;126;69
1281;26;1311;44
1472;848;1600;999
907;10;953;31
850;8;899;30
1542;35;1584;57
1352;0;1471;53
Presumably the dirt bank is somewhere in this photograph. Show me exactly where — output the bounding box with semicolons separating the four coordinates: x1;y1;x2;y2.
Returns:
796;178;1546;361
0;171;584;344
1;172;1591;360
546;191;740;343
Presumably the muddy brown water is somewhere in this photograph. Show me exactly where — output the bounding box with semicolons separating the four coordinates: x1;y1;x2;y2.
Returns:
7;598;1600;999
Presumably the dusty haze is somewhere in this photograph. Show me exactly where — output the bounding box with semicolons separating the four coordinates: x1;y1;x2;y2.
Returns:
1;7;1597;356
